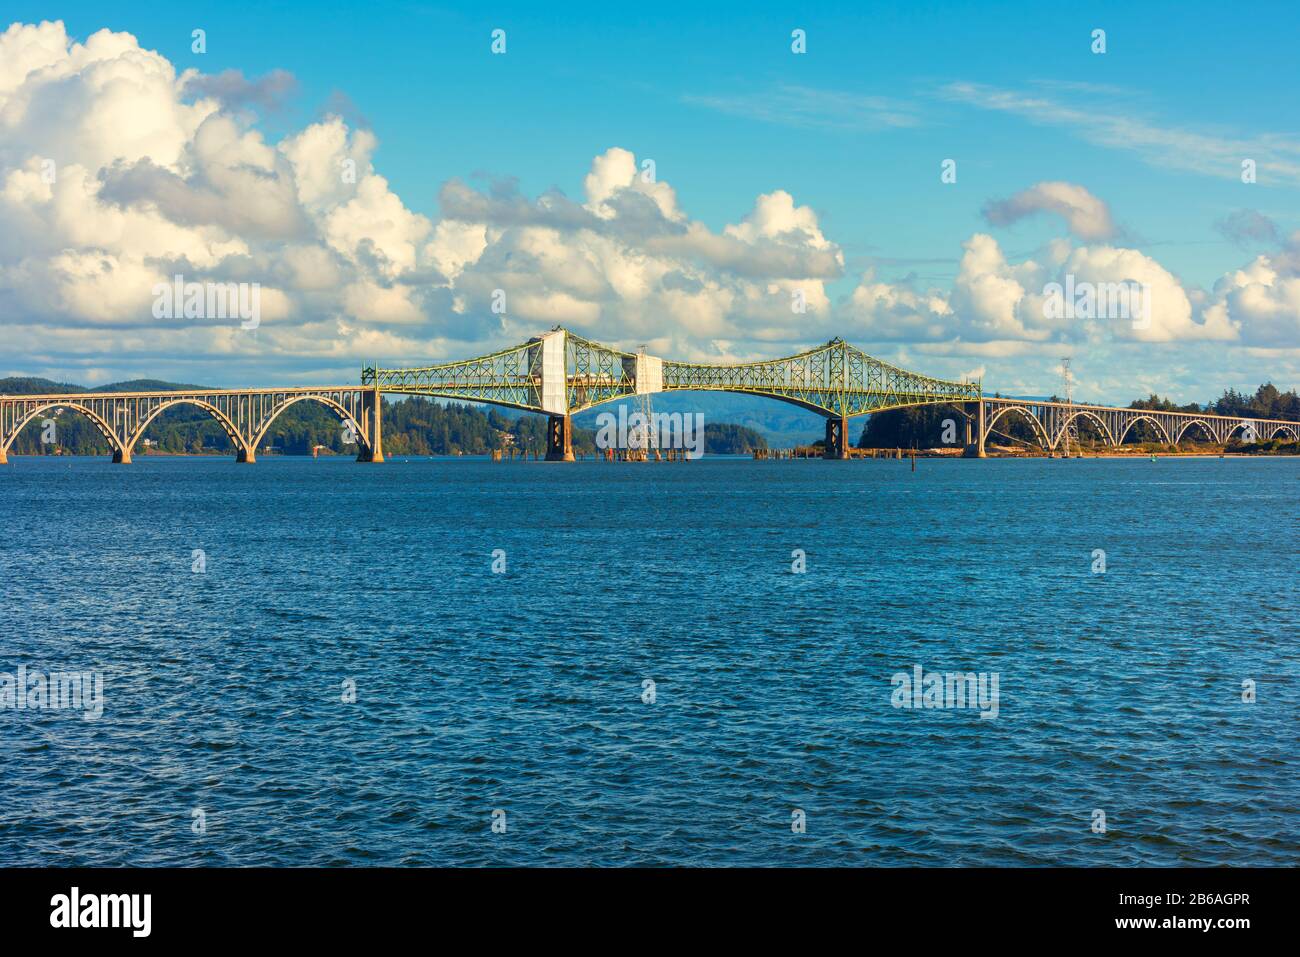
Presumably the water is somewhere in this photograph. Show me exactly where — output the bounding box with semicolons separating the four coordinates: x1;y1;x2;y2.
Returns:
1;454;1296;866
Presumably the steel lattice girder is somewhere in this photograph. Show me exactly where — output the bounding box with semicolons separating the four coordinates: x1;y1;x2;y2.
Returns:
661;339;981;416
363;340;544;412
565;332;636;412
361;332;637;414
365;332;979;417
358;329;1300;439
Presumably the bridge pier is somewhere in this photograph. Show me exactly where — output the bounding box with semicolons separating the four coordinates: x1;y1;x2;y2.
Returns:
237;445;256;464
963;400;986;458
546;413;575;462
112;447;132;464
356;388;385;462
823;415;850;460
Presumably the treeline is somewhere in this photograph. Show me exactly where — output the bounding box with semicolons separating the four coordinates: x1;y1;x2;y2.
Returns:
1;378;767;456
703;422;767;454
858;382;1300;449
858;405;968;449
1129;383;1300;420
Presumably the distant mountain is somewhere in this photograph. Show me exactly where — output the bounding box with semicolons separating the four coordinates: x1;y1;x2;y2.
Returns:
0;376;209;395
91;378;213;392
0;376;87;394
573;392;825;446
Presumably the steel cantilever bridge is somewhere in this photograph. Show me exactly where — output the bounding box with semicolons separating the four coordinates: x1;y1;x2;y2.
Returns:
2;326;1298;463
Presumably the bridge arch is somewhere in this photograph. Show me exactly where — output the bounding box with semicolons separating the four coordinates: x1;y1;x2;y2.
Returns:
1;401;127;461
1057;409;1117;448
985;404;1053;451
249;394;373;460
1117;414;1173;446
1267;423;1299;441
1172;418;1216;444
127;398;250;460
1222;421;1253;443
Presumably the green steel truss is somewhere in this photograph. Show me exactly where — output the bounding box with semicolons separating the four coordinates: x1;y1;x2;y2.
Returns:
363;338;543;412
363;328;980;417
661;338;980;417
566;332;636;411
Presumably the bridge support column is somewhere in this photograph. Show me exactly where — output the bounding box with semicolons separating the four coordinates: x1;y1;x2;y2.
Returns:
963;401;986;458
237;445;256;464
112;447;132;464
0;448;6;465
823;415;849;460
357;388;384;463
546;413;575;462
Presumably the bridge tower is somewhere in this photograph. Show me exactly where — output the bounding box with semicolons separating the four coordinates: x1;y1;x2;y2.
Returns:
539;328;576;461
821;339;851;459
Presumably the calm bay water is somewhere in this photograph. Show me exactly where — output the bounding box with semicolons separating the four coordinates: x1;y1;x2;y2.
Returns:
1;454;1296;866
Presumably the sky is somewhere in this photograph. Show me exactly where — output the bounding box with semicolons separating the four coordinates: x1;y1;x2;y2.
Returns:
1;1;1298;404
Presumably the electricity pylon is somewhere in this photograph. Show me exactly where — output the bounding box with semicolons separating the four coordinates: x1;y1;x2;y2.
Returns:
1061;357;1078;457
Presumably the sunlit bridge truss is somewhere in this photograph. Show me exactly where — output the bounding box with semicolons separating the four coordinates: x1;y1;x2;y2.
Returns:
3;326;1298;464
362;327;980;417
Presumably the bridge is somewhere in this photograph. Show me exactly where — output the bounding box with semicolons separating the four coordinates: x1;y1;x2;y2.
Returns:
976;397;1298;454
1;327;1297;463
0;386;382;465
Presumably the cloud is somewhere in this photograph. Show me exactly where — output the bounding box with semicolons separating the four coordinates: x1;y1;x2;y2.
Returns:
0;21;853;372
181;68;299;112
437;177;602;232
0;20;1295;399
0;22;433;347
684;84;918;131
943;81;1300;185
1214;209;1281;246
982;181;1117;241
844;231;1255;347
97;112;311;239
1203;232;1300;347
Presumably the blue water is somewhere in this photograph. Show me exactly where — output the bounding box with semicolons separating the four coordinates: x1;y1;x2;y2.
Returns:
1;454;1296;866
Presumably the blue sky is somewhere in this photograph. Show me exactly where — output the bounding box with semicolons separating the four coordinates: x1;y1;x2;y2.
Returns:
26;0;1293;285
1;2;1298;402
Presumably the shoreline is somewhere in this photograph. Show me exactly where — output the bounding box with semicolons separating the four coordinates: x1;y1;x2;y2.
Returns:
6;449;1298;461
